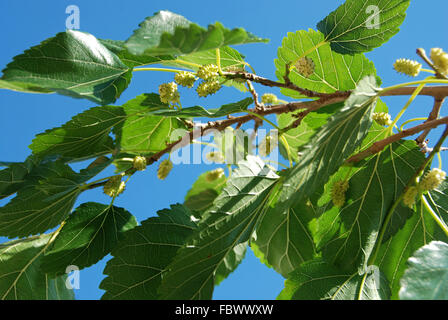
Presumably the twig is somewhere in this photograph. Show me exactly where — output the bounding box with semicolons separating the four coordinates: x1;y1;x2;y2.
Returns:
415;97;446;145
347;116;448;163
223;71;350;100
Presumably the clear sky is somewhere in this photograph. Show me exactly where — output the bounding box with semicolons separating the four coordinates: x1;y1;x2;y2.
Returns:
0;0;448;300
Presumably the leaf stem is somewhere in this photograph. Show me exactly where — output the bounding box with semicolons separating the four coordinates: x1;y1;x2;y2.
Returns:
399;117;428;131
245;110;282;131
421;195;448;237
216;48;223;76
279;135;293;168
387;82;427;134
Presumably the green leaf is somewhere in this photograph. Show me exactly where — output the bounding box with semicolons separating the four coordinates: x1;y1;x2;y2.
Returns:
268;76;379;232
275;29;377;99
277;102;344;162
30;106;126;162
254;194;316;277
162;46;247;72
278;258;390;300
0;79;53;94
125;11;268;56
1;30;132;105
0;234;74;300
425;181;448;225
0;157;36;200
375;194;448;298
318;141;425;272
100;204;197;300
215;242;247;286
161;46;249;92
148;98;253;118
100;39;175;68
0;161;102;238
184;170;227;213
41;202;137;276
317;0;410;54
399;241;448;300
159;156;279;299
114;94;187;155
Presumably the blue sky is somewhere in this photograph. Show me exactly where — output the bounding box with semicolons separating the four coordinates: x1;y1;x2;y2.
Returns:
1;0;448;300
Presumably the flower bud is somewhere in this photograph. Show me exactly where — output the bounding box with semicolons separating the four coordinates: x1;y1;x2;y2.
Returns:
331;180;349;208
402;186;418;208
261;93;278;105
393;59;422;77
157;159;173;180
419;168;446;191
174;71;197;88
372;112;393;126
196;80;221;97
132;156;147;171
295;57;315;78
159;82;180;104
197;64;219;81
103;175;126;198
206;151;225;163
205;168;225;182
430;48;448;75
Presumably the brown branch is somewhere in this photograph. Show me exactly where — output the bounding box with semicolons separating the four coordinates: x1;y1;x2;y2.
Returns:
415;97;446;145
381;86;448;100
347;116;448;163
223;71;350;99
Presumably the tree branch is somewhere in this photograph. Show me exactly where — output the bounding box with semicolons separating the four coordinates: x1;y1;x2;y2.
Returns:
346;116;448;163
415;97;446;145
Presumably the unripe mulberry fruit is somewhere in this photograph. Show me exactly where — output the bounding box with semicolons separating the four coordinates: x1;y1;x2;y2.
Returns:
331;180;349;208
103;175;126;198
295;57;315;77
157;159;173;180
261;93;278;105
196;80;221;97
402;186;418;208
430;48;448;75
159;82;180;104
196;64;219;81
372;112;393;126
206;151;225;163
393;59;422;77
419;168;446;191
133;156;147;171
258;135;278;157
175;71;197;88
205;168;225;182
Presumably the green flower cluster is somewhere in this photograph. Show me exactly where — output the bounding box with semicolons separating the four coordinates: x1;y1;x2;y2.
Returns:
393;59;422;77
261;93;278;105
331;180;349;208
103;175;126;198
205;168;225;182
133;156;147;171
372;112;393;126
157;159;173;180
430;48;448;75
159;82;180;104
402;168;446;208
